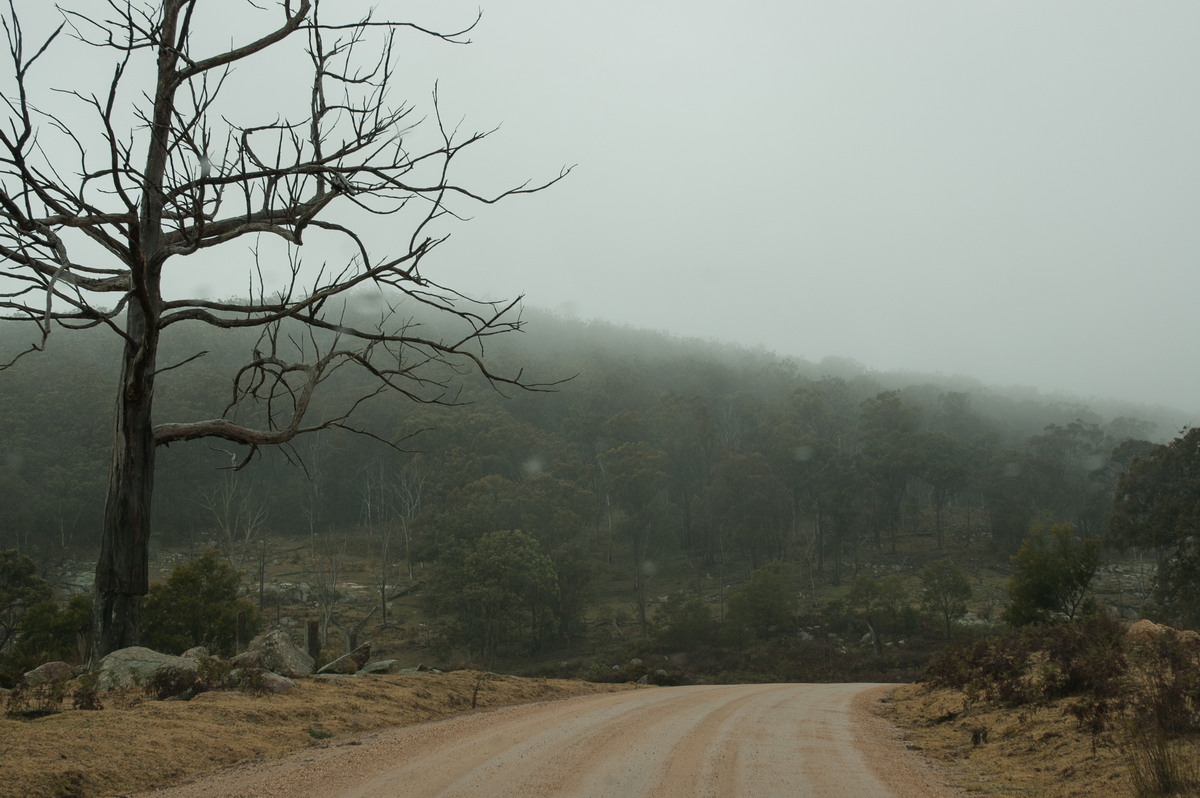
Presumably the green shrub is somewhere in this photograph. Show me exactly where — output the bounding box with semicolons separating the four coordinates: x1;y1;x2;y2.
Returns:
1;594;92;676
920;559;971;640
145;665;205;700
141;551;262;656
1003;524;1100;626
651;592;715;652
724;561;797;643
0;549;53;654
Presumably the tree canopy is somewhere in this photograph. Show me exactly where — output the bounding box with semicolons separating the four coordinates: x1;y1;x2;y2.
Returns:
1109;428;1200;627
1003;525;1100;626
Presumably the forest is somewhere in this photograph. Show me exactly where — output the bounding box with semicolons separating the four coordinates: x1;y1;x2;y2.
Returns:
1;305;1196;681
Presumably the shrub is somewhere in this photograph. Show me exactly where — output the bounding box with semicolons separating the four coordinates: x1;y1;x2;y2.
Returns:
924;613;1126;711
1;594;92;678
4;679;67;719
0;549;53;654
724;561;797;643
651;592;715;652
1003;524;1100;626
140;551;262;656
1125;719;1200;798
920;559;971;640
72;672;103;711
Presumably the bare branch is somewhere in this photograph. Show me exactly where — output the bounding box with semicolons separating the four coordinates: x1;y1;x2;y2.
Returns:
1;0;565;655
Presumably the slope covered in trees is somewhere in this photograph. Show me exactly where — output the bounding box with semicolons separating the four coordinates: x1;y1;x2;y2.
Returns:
0;306;1194;674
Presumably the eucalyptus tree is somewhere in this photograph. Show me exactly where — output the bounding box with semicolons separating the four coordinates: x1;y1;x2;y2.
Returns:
858;391;921;554
1109;428;1200;627
0;1;564;655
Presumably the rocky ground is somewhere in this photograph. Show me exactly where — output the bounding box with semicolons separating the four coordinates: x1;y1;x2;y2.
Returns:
5;617;1198;797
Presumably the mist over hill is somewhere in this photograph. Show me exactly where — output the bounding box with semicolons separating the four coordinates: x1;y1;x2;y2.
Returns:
2;302;1189;560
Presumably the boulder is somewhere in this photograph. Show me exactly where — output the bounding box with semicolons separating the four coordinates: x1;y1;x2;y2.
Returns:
232;627;313;678
227;668;297;694
23;661;75;687
259;671;297;693
180;646;210;661
359;659;399;675
314;674;354;685
95;647;197;692
317;642;372;675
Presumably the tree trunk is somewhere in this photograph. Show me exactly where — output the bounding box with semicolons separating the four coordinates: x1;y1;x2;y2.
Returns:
92;0;177;660
93;305;159;657
815;510;824;574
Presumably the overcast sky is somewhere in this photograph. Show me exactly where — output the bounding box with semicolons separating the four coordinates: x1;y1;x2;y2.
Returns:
14;1;1200;414
403;1;1200;414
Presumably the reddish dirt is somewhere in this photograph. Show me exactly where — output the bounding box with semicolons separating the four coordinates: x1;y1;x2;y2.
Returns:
137;683;963;797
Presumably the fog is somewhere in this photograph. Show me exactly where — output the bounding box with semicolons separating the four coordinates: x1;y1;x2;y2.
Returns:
12;1;1200;412
418;1;1200;413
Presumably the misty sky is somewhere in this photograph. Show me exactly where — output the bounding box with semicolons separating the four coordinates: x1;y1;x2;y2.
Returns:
410;1;1200;413
12;1;1200;413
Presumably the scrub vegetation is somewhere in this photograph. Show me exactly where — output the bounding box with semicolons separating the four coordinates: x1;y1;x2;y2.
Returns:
3;310;1199;795
2;308;1195;678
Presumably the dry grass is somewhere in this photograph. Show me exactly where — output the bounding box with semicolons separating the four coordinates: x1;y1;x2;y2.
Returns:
0;671;634;798
882;683;1200;797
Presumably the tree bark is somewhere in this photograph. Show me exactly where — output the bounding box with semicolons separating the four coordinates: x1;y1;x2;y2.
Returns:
91;0;179;659
93;303;160;656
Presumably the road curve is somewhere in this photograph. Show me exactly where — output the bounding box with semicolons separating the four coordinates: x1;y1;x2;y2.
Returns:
141;683;959;798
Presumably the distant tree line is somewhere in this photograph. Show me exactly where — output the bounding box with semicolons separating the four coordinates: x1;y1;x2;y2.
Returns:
3;310;1196;667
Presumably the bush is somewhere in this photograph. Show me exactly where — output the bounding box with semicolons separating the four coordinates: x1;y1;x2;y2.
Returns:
920;559;971;640
141;551;262;656
1126;719;1200;797
5;679;68;719
4;595;91;671
924;613;1126;711
1003;524;1100;626
0;549;53;654
651;592;716;652
724;561;797;643
1127;630;1200;736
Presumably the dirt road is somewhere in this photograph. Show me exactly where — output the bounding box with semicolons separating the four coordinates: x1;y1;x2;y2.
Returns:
141;683;960;797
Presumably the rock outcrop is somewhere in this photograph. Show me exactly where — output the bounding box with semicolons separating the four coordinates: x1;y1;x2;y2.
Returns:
317;642;371;675
231;627;314;678
95;647;197;692
359;659;399;675
23;661;75;687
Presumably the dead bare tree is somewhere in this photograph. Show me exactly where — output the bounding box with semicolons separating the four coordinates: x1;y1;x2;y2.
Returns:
392;461;425;582
198;470;269;564
359;459;395;629
0;1;567;656
309;525;347;649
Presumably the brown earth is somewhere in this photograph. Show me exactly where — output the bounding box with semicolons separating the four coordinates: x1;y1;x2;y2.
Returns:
135;682;962;798
0;671;631;798
2;677;963;798
881;683;1200;797
9;671;1181;798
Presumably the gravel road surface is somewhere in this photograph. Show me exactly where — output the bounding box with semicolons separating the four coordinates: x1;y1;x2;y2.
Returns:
140;683;960;797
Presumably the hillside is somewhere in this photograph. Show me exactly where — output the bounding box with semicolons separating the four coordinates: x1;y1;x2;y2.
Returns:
0;307;1196;685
